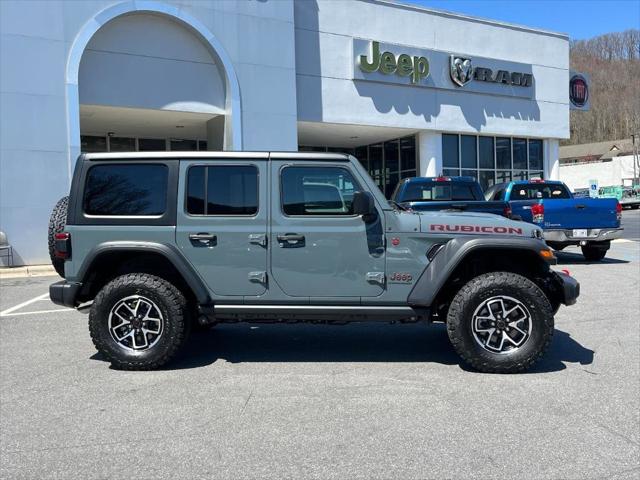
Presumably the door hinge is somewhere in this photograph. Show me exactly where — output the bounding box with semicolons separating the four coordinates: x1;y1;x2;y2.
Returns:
366;271;385;286
248;233;267;247
248;271;267;284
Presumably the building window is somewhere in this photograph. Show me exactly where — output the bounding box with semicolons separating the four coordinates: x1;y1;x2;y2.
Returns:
81;135;108;153
298;135;418;199
442;134;459;172
108;137;136;152
170;139;197;151
496;138;511;170
80;135;207;153
479;137;494;169
442;134;545;191
460;135;477;169
138;138;167;151
529;139;543;170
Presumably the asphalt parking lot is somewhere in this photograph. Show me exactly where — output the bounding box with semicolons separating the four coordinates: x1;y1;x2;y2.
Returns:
1;210;639;479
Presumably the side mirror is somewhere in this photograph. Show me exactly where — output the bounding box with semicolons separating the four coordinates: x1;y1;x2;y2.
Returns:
352;191;377;222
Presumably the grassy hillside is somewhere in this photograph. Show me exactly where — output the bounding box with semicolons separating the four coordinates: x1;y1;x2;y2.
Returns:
566;29;640;145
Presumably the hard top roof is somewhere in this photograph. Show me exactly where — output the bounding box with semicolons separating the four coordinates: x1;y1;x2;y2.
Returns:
82;151;352;161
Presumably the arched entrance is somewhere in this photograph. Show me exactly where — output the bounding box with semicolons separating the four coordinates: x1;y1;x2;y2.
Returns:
65;2;242;179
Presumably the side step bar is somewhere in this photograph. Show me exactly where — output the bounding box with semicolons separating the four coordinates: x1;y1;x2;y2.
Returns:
209;304;429;323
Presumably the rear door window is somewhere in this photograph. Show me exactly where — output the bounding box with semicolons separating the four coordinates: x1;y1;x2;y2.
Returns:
84;164;168;216
186;165;258;216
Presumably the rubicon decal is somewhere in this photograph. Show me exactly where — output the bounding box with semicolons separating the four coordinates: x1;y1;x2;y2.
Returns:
430;224;524;235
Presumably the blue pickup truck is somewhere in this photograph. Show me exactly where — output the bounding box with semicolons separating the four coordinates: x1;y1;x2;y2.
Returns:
392;176;511;217
485;180;623;261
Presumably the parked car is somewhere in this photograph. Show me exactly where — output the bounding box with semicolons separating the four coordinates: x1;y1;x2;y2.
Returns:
48;152;579;373
572;188;590;199
485;180;622;261
599;185;640;209
392;176;512;217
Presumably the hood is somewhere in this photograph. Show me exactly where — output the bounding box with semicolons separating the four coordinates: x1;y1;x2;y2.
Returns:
413;210;542;239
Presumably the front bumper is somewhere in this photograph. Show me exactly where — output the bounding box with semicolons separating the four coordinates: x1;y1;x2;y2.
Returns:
553;271;580;306
544;228;623;243
50;280;82;308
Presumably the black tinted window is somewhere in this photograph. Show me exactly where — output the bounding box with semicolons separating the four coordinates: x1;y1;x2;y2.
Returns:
442;134;459;168
281;167;359;216
485;186;505;201
452;184;479;200
84;164;167;216
401;182;479;202
187;165;258;215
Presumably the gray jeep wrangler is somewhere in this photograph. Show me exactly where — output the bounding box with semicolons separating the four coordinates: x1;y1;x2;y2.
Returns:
50;152;579;372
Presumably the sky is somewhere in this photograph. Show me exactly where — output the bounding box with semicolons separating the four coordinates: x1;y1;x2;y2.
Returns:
408;0;640;40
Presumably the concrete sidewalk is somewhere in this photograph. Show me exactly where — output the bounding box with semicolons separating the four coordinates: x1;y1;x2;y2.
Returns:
0;264;57;279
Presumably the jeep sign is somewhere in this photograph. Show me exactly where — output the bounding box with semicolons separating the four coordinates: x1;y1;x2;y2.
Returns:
353;39;535;99
359;41;429;84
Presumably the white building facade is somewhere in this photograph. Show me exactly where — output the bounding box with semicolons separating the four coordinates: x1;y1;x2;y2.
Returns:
0;0;570;265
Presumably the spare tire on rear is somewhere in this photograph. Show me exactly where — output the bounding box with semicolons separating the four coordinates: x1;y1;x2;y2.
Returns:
48;196;68;278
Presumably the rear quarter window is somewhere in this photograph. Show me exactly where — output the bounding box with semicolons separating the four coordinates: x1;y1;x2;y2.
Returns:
83;164;168;216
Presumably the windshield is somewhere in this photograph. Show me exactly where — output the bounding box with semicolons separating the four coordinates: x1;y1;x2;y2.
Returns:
400;182;481;202
510;183;571;200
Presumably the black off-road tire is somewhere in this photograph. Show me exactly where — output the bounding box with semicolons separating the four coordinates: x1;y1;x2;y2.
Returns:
446;272;554;374
581;245;607;261
89;273;190;370
48;196;69;277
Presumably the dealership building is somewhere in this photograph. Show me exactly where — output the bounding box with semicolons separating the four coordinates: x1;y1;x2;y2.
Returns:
0;0;570;265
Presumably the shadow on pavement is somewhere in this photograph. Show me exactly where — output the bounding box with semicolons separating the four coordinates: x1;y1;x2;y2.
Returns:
555;250;629;265
527;329;594;373
91;323;594;374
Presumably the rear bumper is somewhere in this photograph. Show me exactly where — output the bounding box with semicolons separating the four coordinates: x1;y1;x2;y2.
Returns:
49;280;82;308
544;228;623;243
553;271;580;306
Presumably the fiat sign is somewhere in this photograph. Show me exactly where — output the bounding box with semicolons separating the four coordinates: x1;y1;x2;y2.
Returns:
570;71;590;111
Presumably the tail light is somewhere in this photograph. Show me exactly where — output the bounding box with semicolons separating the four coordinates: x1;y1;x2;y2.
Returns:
503;205;512;218
531;203;544;224
54;232;71;260
616;202;622;223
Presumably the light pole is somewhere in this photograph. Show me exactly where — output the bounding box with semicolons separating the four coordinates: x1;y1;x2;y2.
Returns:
633;134;639;186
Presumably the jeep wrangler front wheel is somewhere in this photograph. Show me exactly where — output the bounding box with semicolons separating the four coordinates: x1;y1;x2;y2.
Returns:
89;273;190;370
446;272;554;373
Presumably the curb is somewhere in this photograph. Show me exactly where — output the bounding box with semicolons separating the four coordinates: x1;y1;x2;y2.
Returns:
0;265;59;279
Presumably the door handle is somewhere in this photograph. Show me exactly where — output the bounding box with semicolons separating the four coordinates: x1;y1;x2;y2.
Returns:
189;233;217;246
576;204;586;209
277;233;305;248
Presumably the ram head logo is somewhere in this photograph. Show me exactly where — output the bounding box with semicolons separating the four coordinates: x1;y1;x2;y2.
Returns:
450;56;473;86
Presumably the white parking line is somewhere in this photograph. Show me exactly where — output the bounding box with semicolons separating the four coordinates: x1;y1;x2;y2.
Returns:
0;293;76;317
1;308;74;317
0;293;50;317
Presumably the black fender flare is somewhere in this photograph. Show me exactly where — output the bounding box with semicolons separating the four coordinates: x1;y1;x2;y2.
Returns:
76;241;211;304
407;236;550;307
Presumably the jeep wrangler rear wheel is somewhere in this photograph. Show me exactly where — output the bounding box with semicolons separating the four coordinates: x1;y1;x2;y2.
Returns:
446;272;554;373
89;273;189;370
